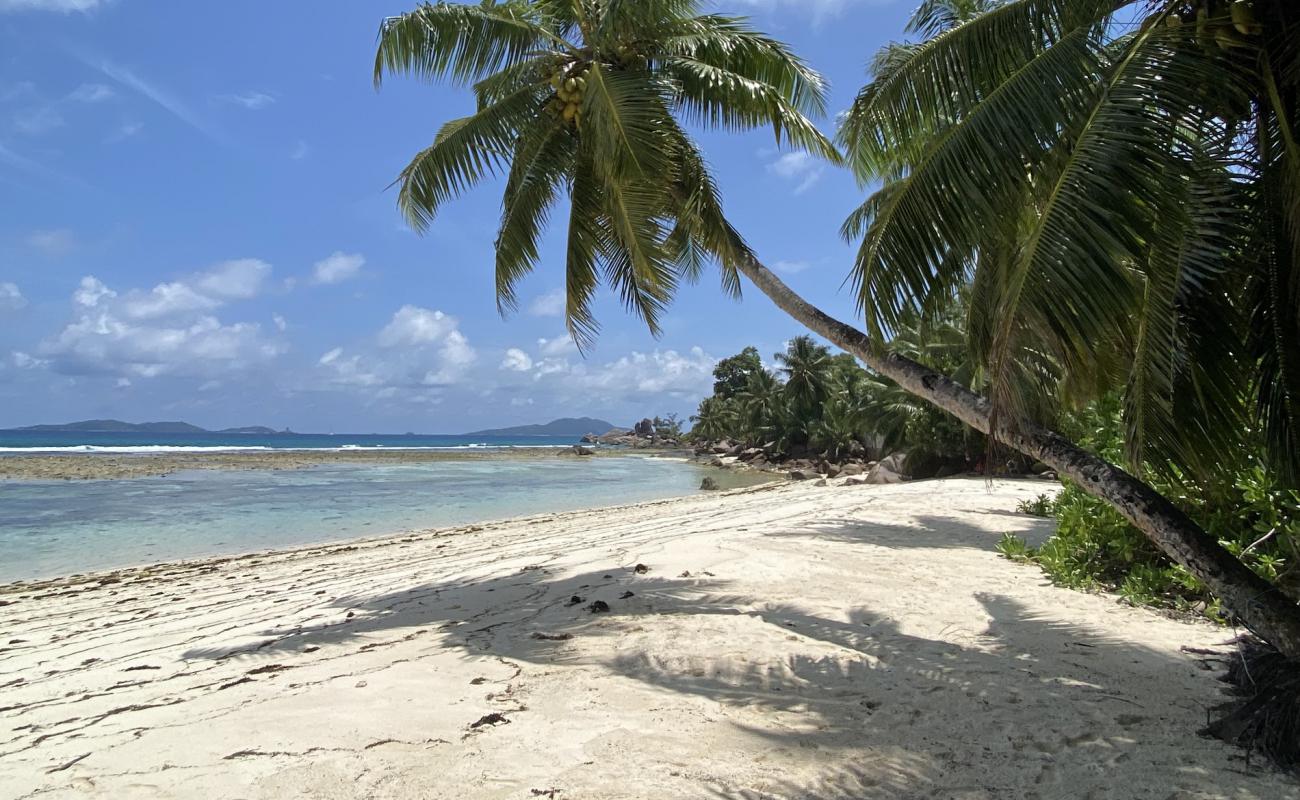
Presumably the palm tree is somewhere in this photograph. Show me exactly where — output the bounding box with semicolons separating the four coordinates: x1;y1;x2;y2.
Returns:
374;0;1300;657
775;336;833;419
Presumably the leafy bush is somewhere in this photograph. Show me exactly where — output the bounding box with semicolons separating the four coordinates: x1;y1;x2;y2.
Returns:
1003;461;1300;619
1015;493;1054;517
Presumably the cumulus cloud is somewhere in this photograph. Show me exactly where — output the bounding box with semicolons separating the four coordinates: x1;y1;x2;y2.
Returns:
118;259;270;320
537;334;577;357
503;341;717;403
318;305;477;394
43;310;283;379
379;305;455;347
768;151;824;195
528;289;566;317
312;251;364;285
0;282;25;311
35;269;284;380
74;276;115;307
500;348;533;372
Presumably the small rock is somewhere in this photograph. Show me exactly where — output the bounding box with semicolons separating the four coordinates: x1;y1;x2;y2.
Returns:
700;477;720;491
619;591;635;599
470;677;487;685
587;600;610;613
565;595;584;607
633;563;650;574
572;445;595;456
469;712;510;729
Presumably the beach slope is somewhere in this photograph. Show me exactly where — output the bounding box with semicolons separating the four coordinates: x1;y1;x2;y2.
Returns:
1;479;1292;798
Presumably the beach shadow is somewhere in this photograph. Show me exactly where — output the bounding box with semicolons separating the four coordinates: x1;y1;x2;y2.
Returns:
178;515;1263;795
777;512;1056;551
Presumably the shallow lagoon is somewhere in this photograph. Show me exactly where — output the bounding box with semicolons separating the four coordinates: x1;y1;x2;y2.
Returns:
0;456;767;583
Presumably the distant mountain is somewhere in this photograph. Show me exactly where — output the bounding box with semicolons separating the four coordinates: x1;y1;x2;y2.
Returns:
217;426;280;435
4;419;278;434
464;417;617;437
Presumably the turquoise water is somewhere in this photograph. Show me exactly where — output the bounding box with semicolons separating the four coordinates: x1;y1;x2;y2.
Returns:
0;457;756;584
0;430;581;452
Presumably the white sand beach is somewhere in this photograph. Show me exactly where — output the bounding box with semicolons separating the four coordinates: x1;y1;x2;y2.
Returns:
1;478;1295;799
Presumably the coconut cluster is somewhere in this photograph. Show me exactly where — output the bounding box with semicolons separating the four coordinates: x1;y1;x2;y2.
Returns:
545;62;590;128
1155;0;1263;47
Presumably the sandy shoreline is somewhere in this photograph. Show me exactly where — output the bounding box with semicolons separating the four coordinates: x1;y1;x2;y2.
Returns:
0;447;687;481
1;478;1295;798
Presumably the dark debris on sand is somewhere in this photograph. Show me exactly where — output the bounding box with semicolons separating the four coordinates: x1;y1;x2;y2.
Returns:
1204;636;1300;771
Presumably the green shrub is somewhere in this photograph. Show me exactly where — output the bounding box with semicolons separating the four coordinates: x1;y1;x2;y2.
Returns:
995;532;1034;563
1015;493;1054;517
1014;465;1300;619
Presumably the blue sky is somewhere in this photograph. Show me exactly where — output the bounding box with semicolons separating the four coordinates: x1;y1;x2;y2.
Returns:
0;0;913;433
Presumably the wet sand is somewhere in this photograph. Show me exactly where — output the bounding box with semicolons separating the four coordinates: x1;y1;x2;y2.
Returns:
1;478;1293;798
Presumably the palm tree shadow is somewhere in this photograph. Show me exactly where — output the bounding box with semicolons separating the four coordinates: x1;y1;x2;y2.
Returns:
179;516;1254;795
783;512;1056;550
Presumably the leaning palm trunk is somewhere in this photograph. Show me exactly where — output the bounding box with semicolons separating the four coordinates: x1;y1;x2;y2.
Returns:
738;255;1300;661
373;0;1300;662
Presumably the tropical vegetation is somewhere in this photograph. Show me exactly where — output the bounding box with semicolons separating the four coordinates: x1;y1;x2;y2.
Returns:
372;0;1300;663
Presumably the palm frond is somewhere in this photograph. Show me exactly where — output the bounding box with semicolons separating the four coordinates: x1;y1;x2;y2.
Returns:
375;1;572;87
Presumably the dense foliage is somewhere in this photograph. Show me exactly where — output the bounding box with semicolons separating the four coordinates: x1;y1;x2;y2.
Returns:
841;0;1300;491
690;321;988;474
1001;396;1300;616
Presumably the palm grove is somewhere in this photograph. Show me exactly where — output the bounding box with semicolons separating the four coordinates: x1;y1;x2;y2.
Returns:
373;0;1300;739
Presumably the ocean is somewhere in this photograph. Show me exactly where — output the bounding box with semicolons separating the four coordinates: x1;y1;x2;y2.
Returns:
0;430;582;453
0;435;766;583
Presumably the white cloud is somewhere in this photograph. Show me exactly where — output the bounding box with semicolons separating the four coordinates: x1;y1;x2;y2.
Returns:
42;309;283;379
379;305;455;347
27;228;76;256
312;251;364;285
12;351;47;368
768;151;824;195
122;281;218;319
500;347;533;372
319;306;477;394
69;83;114;103
195;258;270;299
0;282;25;311
35;271;284;380
505;344;717;402
528;289;566;317
272;313;287;332
117;259;270;320
74;276;115;307
290;140;310;160
773;260;812;274
220;91;275;110
0;0;106;11
537;334;577;357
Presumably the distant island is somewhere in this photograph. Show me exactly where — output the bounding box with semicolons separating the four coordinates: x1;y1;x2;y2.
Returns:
464;417;616;437
4;420;283;435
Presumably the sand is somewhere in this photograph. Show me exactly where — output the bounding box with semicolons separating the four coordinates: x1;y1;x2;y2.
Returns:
1;478;1294;799
0;447;678;481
